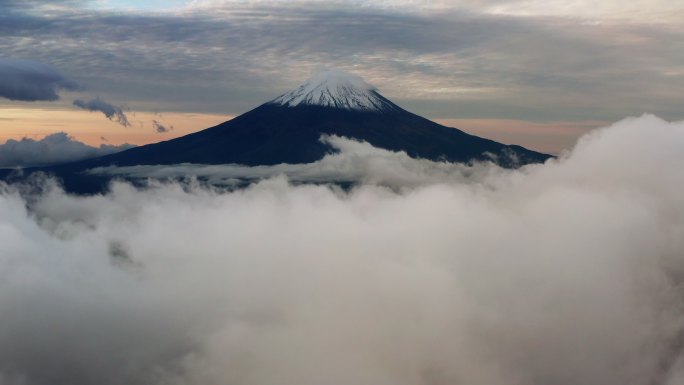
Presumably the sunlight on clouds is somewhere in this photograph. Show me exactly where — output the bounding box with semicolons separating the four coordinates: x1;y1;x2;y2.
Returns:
186;0;684;22
483;0;684;23
91;0;191;11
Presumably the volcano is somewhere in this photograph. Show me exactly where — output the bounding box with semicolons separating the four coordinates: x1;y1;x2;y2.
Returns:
71;70;549;167
2;70;551;192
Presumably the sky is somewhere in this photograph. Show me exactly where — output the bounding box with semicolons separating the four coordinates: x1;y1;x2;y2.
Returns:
1;0;683;154
3;3;684;383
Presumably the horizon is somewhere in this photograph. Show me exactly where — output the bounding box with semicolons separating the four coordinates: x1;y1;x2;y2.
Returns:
2;0;683;155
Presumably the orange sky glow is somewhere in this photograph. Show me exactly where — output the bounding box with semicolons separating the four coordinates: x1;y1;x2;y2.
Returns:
0;107;233;147
0;105;605;155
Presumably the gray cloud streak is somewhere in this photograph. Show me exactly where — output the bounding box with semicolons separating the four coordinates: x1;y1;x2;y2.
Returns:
1;114;684;385
73;97;131;127
0;58;78;101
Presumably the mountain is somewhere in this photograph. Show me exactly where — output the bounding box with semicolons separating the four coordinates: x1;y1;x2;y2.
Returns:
69;70;550;168
1;70;551;193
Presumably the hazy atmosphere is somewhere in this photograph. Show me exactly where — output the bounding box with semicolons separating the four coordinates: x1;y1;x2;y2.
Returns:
2;1;684;385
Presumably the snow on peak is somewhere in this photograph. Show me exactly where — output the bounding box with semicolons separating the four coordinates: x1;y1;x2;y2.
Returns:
270;70;395;111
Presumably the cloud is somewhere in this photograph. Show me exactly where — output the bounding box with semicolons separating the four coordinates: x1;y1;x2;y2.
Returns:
1;114;684;385
0;2;682;127
187;0;684;21
0;58;79;101
87;135;500;188
73;97;131;127
152;119;172;133
0;132;135;167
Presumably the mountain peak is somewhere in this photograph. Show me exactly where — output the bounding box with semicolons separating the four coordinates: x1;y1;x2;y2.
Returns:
269;70;396;111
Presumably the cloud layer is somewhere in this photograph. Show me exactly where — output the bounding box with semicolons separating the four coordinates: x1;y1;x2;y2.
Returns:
87;134;498;188
73;98;131;127
1;2;682;125
0;58;78;101
0;132;134;167
1;114;684;385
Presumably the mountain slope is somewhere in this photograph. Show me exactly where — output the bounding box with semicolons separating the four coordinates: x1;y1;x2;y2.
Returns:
1;70;552;193
68;70;550;170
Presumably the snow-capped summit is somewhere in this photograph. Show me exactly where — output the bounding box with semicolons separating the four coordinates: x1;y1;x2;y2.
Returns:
270;70;396;111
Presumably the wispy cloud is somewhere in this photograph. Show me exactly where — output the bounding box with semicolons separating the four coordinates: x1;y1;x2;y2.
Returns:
73;97;131;127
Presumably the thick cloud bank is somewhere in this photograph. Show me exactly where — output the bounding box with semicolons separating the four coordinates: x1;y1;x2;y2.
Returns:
0;132;134;167
0;58;79;101
1;114;684;385
73;97;130;127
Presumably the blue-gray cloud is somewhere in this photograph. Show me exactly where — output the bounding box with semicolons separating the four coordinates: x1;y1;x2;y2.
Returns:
0;132;135;167
152;119;172;133
73;97;131;127
0;58;79;101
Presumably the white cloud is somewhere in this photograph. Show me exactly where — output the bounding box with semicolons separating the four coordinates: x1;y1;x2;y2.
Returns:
0;132;135;167
86;135;504;188
1;114;684;384
481;0;684;22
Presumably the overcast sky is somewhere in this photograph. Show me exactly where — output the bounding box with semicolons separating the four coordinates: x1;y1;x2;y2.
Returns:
1;0;682;153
